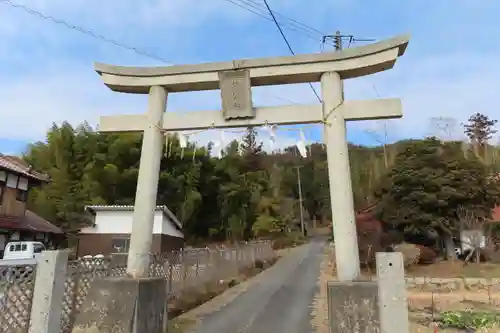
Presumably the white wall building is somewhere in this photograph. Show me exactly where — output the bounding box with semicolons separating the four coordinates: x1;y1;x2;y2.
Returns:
77;205;184;256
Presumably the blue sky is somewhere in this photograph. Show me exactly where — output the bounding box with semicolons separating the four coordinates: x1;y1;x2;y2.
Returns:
0;0;499;155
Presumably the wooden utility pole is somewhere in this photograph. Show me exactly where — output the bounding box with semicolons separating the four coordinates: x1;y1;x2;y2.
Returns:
294;166;305;236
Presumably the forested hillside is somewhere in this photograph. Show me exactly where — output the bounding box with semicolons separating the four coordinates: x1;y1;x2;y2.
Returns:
20;114;500;245
19;122;392;243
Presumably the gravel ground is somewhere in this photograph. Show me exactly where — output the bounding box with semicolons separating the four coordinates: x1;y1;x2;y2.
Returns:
182;240;324;333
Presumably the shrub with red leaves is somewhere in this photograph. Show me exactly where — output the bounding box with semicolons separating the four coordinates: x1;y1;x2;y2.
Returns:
356;213;383;267
416;245;437;264
356;213;383;234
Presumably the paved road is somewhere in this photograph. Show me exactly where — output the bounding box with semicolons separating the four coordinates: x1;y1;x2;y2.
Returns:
192;240;325;333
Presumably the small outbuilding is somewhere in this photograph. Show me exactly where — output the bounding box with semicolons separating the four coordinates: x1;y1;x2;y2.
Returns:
77;205;184;257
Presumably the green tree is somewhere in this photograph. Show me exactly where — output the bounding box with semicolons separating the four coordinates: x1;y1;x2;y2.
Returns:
24;122;103;233
463;112;498;159
375;138;500;244
18;119;402;245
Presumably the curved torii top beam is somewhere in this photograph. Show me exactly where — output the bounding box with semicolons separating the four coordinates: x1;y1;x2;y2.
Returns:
94;34;410;94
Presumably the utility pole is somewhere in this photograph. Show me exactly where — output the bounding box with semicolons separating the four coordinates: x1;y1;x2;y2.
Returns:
294;166;305;236
322;31;375;52
334;30;342;51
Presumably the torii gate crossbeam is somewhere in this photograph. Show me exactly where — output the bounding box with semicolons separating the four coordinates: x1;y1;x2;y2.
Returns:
94;34;410;282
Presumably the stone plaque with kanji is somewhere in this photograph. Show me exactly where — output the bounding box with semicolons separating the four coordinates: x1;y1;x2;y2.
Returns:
219;69;254;120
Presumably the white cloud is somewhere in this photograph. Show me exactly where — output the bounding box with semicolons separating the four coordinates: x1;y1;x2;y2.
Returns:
341;51;500;142
0;63;145;140
0;61;315;147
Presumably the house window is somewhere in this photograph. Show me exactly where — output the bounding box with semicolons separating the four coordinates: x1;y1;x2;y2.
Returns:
6;173;18;189
16;189;28;202
111;238;130;253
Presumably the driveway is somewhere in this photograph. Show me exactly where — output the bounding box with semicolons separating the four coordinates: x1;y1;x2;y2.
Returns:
192;240;325;333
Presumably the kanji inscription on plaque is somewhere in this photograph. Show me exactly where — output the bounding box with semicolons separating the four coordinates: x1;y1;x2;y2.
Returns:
219;69;254;120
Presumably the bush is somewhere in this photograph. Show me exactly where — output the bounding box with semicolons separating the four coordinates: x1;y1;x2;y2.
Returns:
254;259;265;269
356;213;383;234
393;243;420;268
272;237;293;250
441;310;500;330
356;213;383;267
416;245;437;264
271;232;306;250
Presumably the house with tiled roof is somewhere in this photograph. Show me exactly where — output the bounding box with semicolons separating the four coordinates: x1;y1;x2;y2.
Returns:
0;154;62;257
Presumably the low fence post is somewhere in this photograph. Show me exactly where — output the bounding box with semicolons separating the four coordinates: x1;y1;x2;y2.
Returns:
182;250;187;291
28;250;69;333
168;253;174;295
196;252;200;279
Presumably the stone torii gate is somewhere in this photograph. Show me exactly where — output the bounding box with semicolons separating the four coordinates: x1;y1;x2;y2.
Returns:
94;35;409;282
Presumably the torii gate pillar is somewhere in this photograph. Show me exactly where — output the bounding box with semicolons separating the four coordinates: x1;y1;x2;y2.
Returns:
94;34;410;281
321;71;360;280
127;86;167;274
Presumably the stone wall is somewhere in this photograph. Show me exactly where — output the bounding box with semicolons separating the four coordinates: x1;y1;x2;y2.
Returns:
405;277;500;293
365;276;500;293
367;277;500;311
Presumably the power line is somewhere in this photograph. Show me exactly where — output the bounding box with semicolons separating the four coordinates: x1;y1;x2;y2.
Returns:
0;0;173;64
262;0;322;103
221;0;322;42
325;31;391;147
1;0;305;105
236;0;326;37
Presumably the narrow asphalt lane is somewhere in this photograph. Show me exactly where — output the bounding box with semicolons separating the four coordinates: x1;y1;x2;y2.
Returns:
192;240;325;333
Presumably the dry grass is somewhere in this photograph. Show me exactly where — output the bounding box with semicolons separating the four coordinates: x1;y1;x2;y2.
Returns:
276;247;296;257
167;317;197;333
311;245;334;333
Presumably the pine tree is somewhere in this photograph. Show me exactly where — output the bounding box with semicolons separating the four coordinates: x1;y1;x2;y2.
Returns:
463;113;498;158
241;127;263;155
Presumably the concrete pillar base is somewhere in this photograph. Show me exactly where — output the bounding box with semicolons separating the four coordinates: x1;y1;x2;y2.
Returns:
327;281;380;333
71;276;166;333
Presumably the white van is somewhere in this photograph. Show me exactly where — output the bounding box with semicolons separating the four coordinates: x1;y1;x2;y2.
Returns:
3;241;46;260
